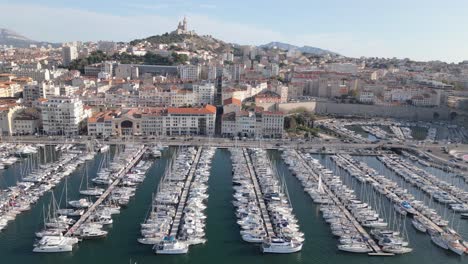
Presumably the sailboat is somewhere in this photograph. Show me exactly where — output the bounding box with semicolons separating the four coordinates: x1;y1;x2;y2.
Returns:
79;163;104;196
57;177;85;217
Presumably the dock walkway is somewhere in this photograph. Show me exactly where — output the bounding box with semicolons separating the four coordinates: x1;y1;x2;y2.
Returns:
242;148;275;237
169;147;202;237
294;151;391;256
66;145;147;236
336;154;464;239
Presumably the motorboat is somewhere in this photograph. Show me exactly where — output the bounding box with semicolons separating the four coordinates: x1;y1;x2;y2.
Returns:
431;234;448;250
337;243;372;253
33;236;77;253
242;232;266;243
79;187;104;196
411;218;427;233
261;237;302;254
77;228;108;239
382;245;413;254
68;199;92;209
154;236;189;254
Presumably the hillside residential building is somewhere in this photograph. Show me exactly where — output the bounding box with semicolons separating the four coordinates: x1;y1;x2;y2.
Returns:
38;97;85;135
87;105;216;137
62;45;78;66
12;113;40;135
223;98;242;114
221;110;284;138
192;82;215;105
358;90;375;104
0;102;23;135
179;65;201;81
23;82;61;105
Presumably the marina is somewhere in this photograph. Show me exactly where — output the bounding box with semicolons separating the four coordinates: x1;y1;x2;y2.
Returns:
281;149;393;255
331;154;466;255
0;145;467;263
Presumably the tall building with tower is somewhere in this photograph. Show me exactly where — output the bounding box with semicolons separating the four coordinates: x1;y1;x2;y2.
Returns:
172;17;196;35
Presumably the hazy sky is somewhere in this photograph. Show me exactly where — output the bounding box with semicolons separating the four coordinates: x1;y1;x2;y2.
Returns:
1;0;467;63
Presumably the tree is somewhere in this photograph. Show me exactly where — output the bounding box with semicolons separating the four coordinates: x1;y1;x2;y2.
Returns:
171;53;188;64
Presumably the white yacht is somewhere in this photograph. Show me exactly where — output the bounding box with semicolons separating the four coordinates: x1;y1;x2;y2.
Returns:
154;237;189;254
337;243;372;253
382;245;413;254
242;232;266;243
77;228;108;239
68;199;92;209
431;234;448;250
33;236;77;253
261;237;302;254
411;218;427;233
80;187;105;196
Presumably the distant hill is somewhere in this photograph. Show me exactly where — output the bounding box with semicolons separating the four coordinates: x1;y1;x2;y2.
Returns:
0;28;57;48
130;32;232;54
259;41;339;56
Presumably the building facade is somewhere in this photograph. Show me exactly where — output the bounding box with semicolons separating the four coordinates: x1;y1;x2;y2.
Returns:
38;97;85;135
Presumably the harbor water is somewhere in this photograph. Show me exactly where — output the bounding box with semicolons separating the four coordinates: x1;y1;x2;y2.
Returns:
0;148;466;264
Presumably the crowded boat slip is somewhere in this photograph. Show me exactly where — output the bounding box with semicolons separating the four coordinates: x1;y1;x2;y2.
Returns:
1;144;468;262
33;144;156;252
1;145;83;233
141;146;216;254
231;148;304;254
282;149;394;255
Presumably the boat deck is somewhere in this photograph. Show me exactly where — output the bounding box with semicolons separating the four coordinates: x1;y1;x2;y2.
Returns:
242;148;275;238
169;147;203;237
295;151;392;256
65;145;147;237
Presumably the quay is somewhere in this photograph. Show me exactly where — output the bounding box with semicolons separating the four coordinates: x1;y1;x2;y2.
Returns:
65;145;147;237
169;147;202;237
242;148;275;237
294;151;392;256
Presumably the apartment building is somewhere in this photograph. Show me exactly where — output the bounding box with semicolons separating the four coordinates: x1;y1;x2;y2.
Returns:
87;105;216;137
221;110;284;138
38;96;85;135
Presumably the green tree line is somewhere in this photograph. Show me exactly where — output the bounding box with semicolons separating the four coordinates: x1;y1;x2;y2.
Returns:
68;50;188;73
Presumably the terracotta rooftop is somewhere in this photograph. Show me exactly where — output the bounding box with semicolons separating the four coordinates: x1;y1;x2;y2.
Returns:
168;105;216;115
223;97;242;106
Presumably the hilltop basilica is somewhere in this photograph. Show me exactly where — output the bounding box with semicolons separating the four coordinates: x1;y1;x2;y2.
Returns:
172;17;196;36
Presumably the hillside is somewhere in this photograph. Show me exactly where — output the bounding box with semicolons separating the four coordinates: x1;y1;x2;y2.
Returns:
130;32;232;53
260;41;339;56
0;28;56;48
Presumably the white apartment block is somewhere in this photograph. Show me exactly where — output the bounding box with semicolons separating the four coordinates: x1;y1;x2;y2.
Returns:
170;90;195;107
192;82;215;105
179;65;201;81
38;96;85;135
221;110;284;138
0;82;21;97
12;115;40;135
221;82;268;102
0;104;23;135
384;88;442;106
11;68;50;82
62;45;78;66
358;90;375;104
87;105;216;137
164;106;216;136
23;82;61;104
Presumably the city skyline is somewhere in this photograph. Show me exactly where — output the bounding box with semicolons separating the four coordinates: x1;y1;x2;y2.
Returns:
1;0;467;63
